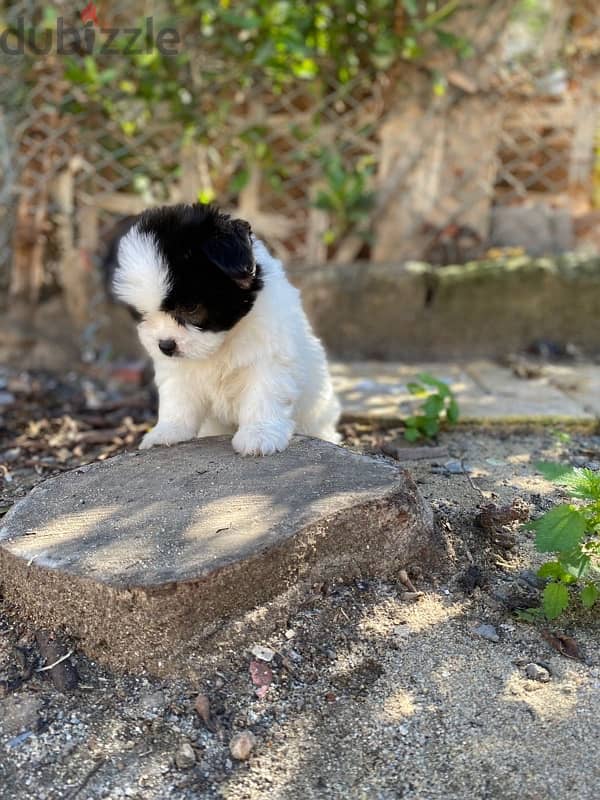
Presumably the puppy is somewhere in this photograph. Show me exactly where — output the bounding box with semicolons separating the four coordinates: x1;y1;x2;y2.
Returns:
113;203;340;456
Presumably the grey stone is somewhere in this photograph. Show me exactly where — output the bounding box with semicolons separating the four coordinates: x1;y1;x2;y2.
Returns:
250;645;275;663
473;624;500;642
139;691;166;711
0;436;439;675
229;731;256;761
525;663;551;683
489;205;573;256
518;570;544;590
444;460;473;475
175;742;196;770
0;693;43;736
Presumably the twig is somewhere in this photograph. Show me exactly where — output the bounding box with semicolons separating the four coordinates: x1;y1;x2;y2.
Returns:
66;759;105;800
398;569;418;593
23;460;72;472
338;608;351;623
36;649;74;672
75;428;125;445
461;458;485;497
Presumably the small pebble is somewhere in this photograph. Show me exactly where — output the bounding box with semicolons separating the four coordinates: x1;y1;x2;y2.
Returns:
139;690;165;711
525;663;550;683
473;623;500;642
175;742;196;770
1;447;21;462
517;570;544;589
251;645;275;662
444;459;474;474
229;731;257;761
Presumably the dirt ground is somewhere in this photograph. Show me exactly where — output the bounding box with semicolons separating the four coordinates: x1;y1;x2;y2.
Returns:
1;367;600;800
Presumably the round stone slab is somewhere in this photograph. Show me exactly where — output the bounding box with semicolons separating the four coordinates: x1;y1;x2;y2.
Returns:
0;436;440;674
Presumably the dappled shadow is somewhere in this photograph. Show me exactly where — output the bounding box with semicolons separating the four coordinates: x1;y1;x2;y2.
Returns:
330;361;477;421
210;430;600;799
0;436;402;587
215;585;600;800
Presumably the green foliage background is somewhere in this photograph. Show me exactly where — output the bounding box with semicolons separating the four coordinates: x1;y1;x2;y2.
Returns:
2;1;473;242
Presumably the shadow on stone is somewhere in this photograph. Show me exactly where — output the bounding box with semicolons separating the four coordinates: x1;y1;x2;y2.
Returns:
0;436;444;675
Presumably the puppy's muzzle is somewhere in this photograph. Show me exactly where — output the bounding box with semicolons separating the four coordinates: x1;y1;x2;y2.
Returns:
158;338;178;357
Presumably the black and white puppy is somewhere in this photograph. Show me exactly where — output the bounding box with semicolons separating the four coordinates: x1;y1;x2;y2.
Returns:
113;203;340;456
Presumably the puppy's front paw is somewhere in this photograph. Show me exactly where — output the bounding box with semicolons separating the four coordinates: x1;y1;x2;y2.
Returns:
232;422;292;456
139;425;193;450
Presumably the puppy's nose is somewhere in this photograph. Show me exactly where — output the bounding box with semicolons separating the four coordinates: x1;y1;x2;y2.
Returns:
158;338;177;356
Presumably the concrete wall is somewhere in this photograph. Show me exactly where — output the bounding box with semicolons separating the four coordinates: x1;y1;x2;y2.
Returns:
1;254;599;369
288;254;600;360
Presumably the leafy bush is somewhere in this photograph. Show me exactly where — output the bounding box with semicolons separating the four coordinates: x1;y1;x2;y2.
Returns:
51;1;470;211
529;462;600;619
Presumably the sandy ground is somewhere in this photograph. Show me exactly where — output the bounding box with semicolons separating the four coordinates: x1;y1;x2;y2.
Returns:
1;372;600;799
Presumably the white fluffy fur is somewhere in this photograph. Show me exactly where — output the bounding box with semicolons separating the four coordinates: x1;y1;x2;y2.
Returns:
115;229;171;313
114;233;340;456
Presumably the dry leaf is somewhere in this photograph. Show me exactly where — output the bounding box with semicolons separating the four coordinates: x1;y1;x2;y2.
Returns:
194;693;217;732
541;630;584;661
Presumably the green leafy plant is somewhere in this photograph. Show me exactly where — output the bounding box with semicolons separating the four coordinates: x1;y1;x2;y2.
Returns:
403;373;459;442
313;150;375;246
528;462;600;619
45;0;470;204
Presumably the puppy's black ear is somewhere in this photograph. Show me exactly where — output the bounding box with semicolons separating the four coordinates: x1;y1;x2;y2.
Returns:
201;218;255;288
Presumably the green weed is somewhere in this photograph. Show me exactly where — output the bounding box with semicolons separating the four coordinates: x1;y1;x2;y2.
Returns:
528;461;600;619
403;373;459;442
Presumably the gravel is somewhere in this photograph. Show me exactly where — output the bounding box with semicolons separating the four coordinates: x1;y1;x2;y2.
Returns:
2;368;600;799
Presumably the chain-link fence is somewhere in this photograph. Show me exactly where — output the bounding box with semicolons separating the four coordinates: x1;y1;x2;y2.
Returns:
0;0;598;306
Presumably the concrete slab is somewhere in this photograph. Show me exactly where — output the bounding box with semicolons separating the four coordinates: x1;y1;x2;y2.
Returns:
0;437;439;674
463;361;593;420
331;361;484;422
332;360;594;423
543;363;600;416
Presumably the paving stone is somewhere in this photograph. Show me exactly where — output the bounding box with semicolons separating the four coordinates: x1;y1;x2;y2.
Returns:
543;363;600;416
331;361;484;421
463;361;591;420
0;437;439;675
331;360;593;422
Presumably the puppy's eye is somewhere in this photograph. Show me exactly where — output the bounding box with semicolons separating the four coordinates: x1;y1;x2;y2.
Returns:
126;305;143;323
174;305;205;328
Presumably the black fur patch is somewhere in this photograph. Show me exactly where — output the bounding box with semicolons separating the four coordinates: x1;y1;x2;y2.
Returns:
136;204;262;332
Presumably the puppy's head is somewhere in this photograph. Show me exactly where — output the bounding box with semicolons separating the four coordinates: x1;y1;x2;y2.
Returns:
113;204;262;361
